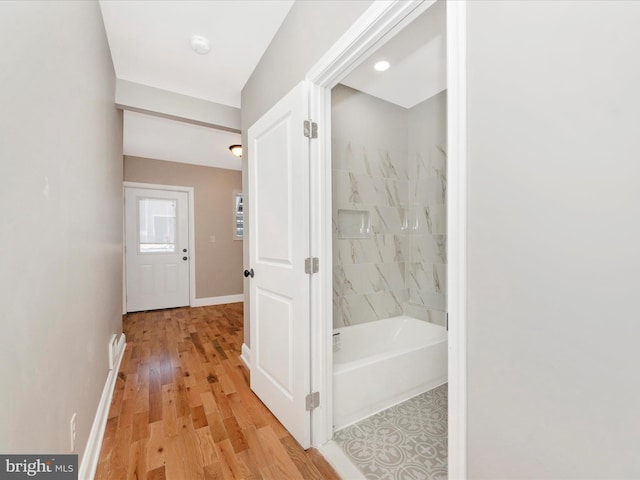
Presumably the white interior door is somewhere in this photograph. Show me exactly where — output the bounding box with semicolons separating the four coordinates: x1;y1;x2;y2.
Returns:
125;187;190;312
248;82;311;448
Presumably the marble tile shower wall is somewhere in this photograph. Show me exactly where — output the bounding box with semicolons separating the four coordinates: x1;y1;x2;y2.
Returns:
332;139;447;328
332;137;411;328
405;144;447;326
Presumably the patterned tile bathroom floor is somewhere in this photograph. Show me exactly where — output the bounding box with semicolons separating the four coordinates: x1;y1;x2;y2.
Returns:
334;384;448;480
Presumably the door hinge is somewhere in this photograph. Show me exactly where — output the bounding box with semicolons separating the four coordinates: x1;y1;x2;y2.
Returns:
304;257;319;274
446;312;449;331
305;391;320;411
303;120;318;139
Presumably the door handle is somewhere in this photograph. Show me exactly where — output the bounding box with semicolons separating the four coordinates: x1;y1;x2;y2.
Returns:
182;256;188;261
243;268;254;278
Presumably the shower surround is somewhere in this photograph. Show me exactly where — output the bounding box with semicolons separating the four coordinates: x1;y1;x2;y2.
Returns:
332;85;447;328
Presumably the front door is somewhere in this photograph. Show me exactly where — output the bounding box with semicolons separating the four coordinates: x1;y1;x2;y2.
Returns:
248;82;312;448
124;186;190;312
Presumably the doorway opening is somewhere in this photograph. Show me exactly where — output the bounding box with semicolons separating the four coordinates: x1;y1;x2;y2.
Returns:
328;1;448;477
306;0;467;478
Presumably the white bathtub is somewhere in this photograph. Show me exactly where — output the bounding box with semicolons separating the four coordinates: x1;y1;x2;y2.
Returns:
333;315;447;430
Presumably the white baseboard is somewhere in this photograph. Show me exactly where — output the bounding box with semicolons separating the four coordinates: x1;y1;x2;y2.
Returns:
317;441;365;480
79;333;126;480
108;333;126;371
191;294;244;307
240;343;251;370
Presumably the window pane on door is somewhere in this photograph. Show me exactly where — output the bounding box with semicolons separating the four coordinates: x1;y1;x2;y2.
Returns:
139;198;177;253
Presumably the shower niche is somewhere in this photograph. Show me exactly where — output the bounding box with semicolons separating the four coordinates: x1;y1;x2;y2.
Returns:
337;209;371;239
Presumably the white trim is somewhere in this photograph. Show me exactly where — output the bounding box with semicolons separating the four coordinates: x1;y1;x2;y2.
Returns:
305;0;435;88
78;334;126;480
122;181;196;310
305;0;445;450
122;200;127;315
446;1;468;478
317;441;366;480
240;343;251;370
122;181;195;193
191;294;245;307
108;333;126;371
308;81;333;446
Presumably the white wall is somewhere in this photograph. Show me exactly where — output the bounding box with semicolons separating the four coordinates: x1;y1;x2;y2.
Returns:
0;1;123;461
466;1;640;477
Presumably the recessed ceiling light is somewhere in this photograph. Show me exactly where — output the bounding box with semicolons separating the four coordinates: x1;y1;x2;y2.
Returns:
374;60;390;72
190;35;210;55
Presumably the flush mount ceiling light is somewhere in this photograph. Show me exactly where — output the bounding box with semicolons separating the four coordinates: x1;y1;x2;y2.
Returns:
229;144;243;158
374;60;390;72
190;35;210;55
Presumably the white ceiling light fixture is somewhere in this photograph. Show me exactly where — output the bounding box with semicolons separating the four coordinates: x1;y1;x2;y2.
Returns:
190;35;210;55
229;144;243;158
374;60;390;72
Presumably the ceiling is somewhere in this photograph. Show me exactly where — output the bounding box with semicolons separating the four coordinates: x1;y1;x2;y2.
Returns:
123;111;242;170
100;0;294;169
99;0;294;109
341;0;446;109
99;1;444;169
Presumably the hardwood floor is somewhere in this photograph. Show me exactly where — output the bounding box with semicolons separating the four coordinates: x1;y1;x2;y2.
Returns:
95;304;339;480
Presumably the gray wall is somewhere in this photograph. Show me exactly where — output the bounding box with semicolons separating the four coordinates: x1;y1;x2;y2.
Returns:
0;0;123;461
241;0;374;346
116;79;241;132
124;156;243;299
466;1;640;477
242;1;374;132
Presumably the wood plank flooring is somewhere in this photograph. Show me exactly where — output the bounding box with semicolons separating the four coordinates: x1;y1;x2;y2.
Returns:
95;304;340;480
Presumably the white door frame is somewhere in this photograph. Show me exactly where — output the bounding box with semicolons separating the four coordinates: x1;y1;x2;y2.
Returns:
305;0;468;477
444;2;468;477
123;181;196;310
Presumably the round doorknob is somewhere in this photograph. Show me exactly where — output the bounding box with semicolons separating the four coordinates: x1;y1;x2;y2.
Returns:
243;268;254;278
182;256;188;261
183;248;187;253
